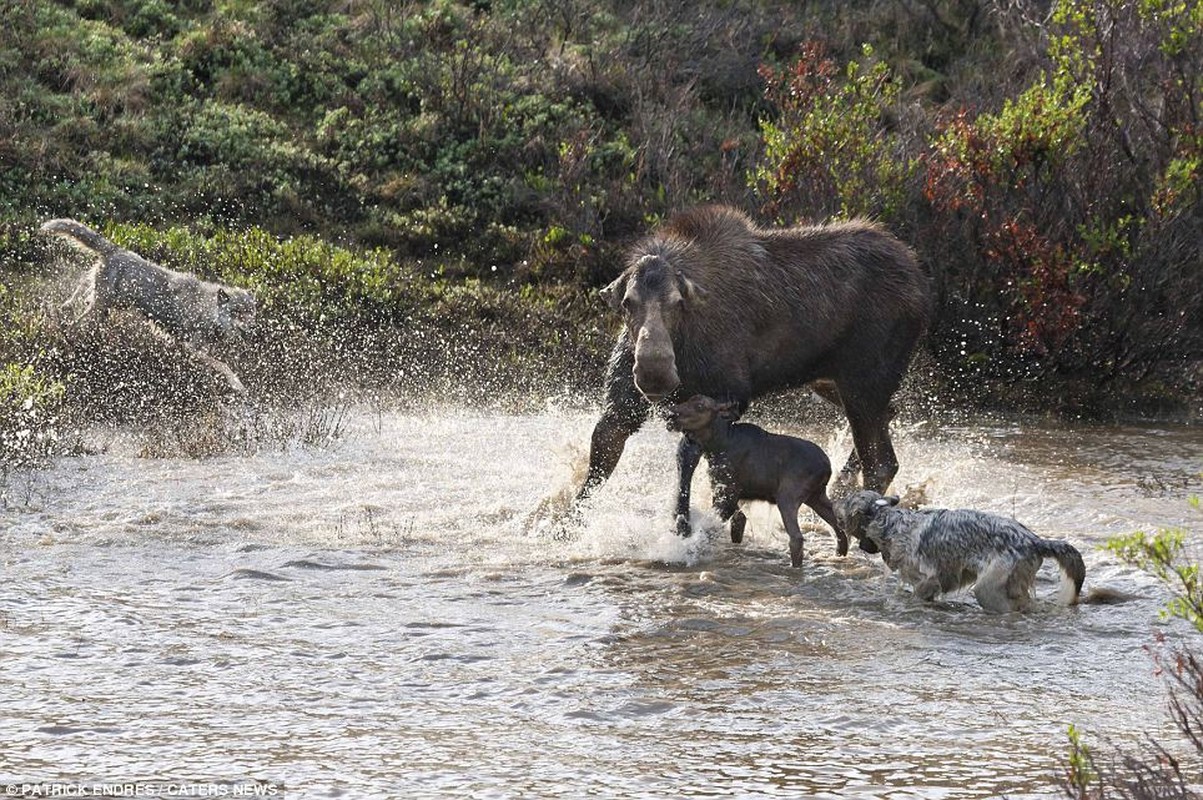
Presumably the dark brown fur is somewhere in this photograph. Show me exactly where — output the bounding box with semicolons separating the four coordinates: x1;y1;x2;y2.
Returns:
667;395;846;566
578;205;930;536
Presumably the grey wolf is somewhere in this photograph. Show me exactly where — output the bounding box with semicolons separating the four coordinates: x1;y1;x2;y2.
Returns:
835;490;1086;612
667;394;846;566
573;205;930;536
42;218;255;394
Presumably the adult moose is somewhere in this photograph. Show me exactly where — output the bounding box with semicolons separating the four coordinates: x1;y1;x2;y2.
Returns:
576;205;930;536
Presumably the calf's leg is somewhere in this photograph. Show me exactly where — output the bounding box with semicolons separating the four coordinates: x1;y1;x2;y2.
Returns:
728;509;747;543
804;491;848;556
707;483;745;546
776;495;806;567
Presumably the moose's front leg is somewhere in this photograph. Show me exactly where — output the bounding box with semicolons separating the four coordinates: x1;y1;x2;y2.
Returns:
674;435;703;537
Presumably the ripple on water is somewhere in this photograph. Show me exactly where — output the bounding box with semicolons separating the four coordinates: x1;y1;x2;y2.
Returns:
1;408;1198;796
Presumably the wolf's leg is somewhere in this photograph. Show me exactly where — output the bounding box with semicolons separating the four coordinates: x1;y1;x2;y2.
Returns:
61;274;88;311
186;345;246;395
144;322;247;395
63;268;99;324
972;559;1016;613
1004;557;1039;612
941;568;974;594
912;575;943;602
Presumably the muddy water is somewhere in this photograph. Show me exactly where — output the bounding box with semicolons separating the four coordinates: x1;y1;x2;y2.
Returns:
3;403;1202;798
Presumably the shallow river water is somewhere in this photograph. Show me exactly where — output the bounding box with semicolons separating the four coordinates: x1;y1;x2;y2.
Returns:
3;400;1202;798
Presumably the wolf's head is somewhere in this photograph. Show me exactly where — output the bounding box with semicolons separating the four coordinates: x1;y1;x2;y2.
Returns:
215;287;257;338
834;490;900;555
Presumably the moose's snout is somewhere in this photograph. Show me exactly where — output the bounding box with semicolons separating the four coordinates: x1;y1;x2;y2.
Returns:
633;360;679;403
631;318;679;403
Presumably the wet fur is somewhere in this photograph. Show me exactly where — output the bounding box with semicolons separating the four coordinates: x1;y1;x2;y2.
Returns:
579;206;931;533
605;207;929;407
836;490;1086;613
42;218;255;394
667;394;846;565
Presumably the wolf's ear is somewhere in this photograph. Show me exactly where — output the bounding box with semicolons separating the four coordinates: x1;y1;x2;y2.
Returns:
677;273;707;306
875;495;901;508
216;288;230;306
599;274;627;311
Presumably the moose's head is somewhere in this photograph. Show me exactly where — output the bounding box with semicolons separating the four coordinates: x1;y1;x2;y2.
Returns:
601;251;706;403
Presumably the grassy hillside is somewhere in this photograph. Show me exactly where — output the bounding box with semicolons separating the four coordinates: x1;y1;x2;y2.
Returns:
1;0;1200;431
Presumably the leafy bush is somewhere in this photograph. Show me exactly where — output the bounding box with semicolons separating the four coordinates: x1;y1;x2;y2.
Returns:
921;0;1203;409
0;362;65;504
753;41;916;223
749;0;1201;412
1063;496;1203;799
1;0;1200;418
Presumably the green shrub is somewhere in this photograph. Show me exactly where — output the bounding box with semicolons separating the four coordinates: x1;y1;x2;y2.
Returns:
1063;495;1203;799
2;0;1201;417
920;0;1203;409
0;362;66;500
753;42;915;223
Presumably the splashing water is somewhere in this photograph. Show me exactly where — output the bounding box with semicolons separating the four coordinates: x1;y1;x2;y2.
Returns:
3;402;1201;798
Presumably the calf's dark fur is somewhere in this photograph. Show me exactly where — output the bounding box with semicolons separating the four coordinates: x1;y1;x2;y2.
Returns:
667;394;846;566
576;205;931;536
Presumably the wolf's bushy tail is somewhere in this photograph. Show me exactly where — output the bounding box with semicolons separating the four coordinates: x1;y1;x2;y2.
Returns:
40;218;119;256
1039;539;1086;604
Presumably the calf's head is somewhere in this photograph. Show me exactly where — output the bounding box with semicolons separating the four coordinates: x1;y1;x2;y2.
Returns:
601;253;705;403
665;394;738;435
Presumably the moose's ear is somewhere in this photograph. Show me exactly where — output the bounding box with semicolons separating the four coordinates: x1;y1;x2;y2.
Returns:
716;401;741;421
677;273;707;305
600;274;627;311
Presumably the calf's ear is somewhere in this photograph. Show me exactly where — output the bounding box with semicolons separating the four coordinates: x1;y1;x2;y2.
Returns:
599;274;627;311
716;401;740;420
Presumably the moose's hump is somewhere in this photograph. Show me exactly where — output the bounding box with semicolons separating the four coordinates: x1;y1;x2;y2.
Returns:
659;205;757;245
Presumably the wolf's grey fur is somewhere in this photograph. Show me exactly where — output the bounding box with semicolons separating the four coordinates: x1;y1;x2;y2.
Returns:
42;218;255;393
667;394;846;566
576;205;930;536
835;490;1086;612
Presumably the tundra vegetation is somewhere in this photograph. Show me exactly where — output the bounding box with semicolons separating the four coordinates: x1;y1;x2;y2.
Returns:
1063;495;1203;799
0;0;1200;462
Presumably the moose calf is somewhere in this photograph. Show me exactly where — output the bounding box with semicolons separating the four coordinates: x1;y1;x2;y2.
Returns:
666;394;847;566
